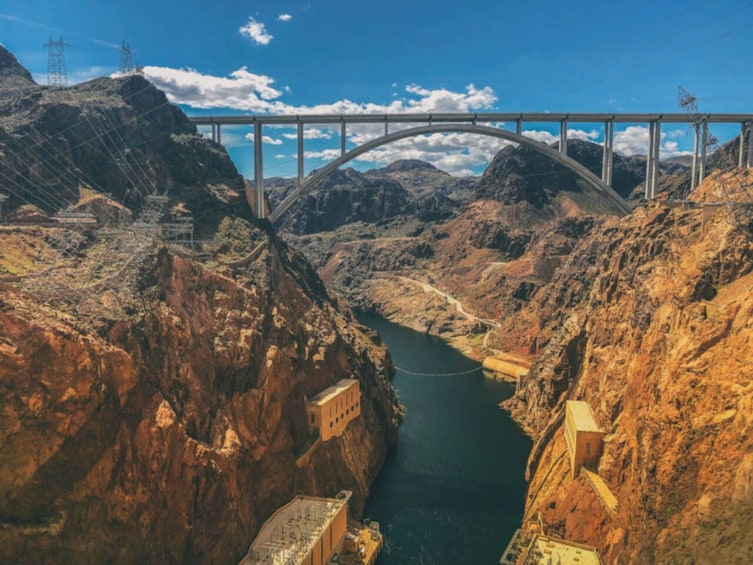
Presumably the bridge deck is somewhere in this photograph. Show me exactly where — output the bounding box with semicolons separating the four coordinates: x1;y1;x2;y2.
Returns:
188;112;753;126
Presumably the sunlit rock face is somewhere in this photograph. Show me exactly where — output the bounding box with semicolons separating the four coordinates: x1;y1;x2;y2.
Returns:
509;172;753;563
0;226;400;563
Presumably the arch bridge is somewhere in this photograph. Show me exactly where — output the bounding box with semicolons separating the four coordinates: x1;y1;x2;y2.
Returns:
187;112;753;222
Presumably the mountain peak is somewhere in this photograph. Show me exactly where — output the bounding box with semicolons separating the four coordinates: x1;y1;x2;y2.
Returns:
0;45;35;85
385;159;441;173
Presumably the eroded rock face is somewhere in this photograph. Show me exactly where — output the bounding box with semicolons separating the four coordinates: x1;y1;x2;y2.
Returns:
0;227;400;564
509;187;753;562
0;55;246;237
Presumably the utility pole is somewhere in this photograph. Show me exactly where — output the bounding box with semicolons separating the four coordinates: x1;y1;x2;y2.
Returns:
119;41;134;75
43;36;70;87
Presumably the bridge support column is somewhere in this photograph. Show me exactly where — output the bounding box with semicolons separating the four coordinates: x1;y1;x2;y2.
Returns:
652;120;661;198
739;123;746;168
602;120;614;185
645;121;661;200
254;121;265;219
699;122;708;184
297;122;304;185
747;122;753;168
341;121;346;156
559;120;568;154
645;122;655;199
690;125;700;191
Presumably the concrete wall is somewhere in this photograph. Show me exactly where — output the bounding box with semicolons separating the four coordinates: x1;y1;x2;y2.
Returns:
306;381;361;442
301;503;347;565
565;406;603;479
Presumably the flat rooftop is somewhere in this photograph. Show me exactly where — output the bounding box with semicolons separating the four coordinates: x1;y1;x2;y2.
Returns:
241;491;351;565
527;535;603;565
308;378;358;406
566;400;602;433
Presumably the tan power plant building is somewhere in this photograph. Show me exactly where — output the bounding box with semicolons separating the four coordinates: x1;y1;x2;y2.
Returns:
306;378;361;442
564;400;604;479
240;491;351;565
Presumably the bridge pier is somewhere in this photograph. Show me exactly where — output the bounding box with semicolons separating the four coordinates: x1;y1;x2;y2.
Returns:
699;122;708;184
601;120;614;185
297;122;304;185
559;120;568;155
254;121;265;219
645;120;661;200
691;125;700;191
739;123;746;168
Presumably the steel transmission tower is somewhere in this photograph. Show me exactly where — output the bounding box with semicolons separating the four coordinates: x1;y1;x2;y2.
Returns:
119;41;134;74
43;36;70;87
679;86;753;234
678;86;717;191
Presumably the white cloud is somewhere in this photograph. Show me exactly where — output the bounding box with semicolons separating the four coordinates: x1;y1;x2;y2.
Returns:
239;17;273;45
613;125;692;158
145;62;659;174
304;148;342;160
522;130;557;144
568;128;600;141
141;65;282;110
661;141;692;158
244;133;283;145
614;125;650;156
278;13;292;22
282;128;334;140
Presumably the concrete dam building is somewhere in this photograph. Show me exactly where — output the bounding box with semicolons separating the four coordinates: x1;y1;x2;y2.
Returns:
306;379;361;442
565;400;604;479
240;491;351;565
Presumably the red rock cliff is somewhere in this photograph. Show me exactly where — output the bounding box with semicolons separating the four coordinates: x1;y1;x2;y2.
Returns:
511;174;753;563
0;222;400;563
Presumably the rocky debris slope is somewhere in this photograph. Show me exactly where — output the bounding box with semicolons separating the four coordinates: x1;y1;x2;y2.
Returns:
0;220;401;564
505;170;753;563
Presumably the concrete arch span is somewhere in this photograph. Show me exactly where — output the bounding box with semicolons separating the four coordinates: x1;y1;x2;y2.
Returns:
267;124;632;224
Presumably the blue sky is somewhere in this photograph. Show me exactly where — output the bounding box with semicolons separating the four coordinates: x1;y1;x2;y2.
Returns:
2;0;753;178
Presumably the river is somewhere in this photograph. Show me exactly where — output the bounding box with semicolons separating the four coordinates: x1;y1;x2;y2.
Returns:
358;313;532;564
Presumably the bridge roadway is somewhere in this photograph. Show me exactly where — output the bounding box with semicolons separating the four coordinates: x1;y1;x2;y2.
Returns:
187;112;753;221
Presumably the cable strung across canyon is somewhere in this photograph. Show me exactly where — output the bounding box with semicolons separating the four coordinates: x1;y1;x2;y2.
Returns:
393;364;483;377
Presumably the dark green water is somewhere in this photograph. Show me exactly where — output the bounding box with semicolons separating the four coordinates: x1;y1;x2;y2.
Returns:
358;313;532;565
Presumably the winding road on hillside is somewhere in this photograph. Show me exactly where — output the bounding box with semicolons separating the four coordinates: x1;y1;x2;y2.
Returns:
395;275;501;329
